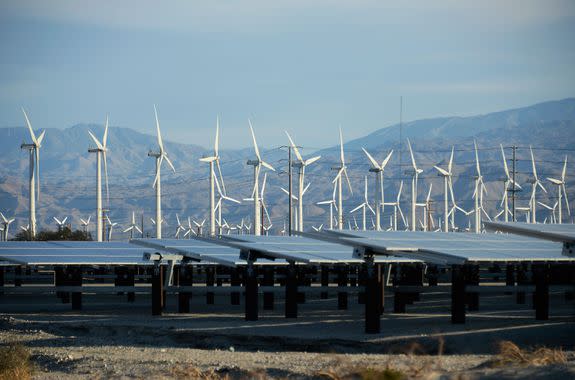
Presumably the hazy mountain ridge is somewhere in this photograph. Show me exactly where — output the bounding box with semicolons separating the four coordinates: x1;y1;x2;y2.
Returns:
0;98;574;237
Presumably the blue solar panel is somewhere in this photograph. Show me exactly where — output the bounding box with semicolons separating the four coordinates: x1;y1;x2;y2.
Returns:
484;221;575;243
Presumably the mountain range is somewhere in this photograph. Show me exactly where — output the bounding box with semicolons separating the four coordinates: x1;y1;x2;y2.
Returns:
0;98;574;238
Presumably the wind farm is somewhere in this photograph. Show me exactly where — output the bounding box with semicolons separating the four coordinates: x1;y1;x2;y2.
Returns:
1;1;575;378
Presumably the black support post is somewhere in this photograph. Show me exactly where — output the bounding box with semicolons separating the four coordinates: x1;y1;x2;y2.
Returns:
337;265;348;310
533;264;550;321
516;263;527;304
115;267;136;302
68;267;83;311
466;265;480;312
245;263;258;321
263;267;274;310
377;264;385;315
451;265;466;324
230;268;241;305
320;265;329;299
54;267;70;304
178;265;193;313
14;266;22;287
206;267;215;305
152;264;164;316
0;267;5;295
285;263;298;318
364;256;380;334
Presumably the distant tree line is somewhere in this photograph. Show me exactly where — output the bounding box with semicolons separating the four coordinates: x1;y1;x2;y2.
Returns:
11;227;92;241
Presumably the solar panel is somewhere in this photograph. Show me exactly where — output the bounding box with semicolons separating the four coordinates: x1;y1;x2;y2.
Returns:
221;235;422;264
0;241;151;266
484;221;575;243
317;230;571;264
133;238;285;266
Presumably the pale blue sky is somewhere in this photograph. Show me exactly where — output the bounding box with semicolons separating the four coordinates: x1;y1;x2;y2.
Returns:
1;0;574;149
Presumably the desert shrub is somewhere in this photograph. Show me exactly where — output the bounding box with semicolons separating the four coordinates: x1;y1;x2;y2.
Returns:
494;340;566;367
0;343;33;380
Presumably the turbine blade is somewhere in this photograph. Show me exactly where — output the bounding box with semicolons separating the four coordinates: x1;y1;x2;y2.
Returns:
474;140;481;176
214;116;220;157
343;168;353;195
261;161;275;171
88;131;104;150
36;130;46;146
562;183;570;215
103;115;109;148
562;156;568;181
381;150;393;169
304;156;321;166
362;148;380;169
163;154;176;173
350;203;364;213
216;159;226;195
154;105;164;153
500;144;510;178
339;127;345;165
103;150;110;206
407;138;417;170
530;145;538;180
21;108;37;144
434;166;449;176
448;146;454;174
285;131;303;162
248;119;261;160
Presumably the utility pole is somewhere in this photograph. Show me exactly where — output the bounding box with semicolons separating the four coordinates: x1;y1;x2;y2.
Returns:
288;146;292;236
511;145;517;222
141;213;144;238
399;96;403;181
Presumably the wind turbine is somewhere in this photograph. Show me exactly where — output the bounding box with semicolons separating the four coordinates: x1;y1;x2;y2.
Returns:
546;156;570;224
416;184;433;231
285;132;320;231
193;219;206;235
362;147;393;231
383;181;407;231
538;201;558;224
20;109;45;238
20;224;30;239
332;128;353;230
79;216;91;235
528;146;547;223
148;105;176;239
175;214;185;238
247;120;275;235
88;116;110;242
317;182;338;230
199;117;226;236
53;216;68;231
150;217;167;238
406;139;423;231
123;212;142;239
472;141;488;233
105;216;117;241
433;146;454;232
0;213;15;241
183;217;196;239
214;173;240;234
350;176;375;231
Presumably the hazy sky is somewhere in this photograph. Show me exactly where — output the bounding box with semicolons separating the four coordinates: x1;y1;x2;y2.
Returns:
1;0;574;149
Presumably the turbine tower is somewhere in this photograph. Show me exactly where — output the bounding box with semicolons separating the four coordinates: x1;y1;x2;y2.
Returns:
472;141;487;233
247;120;275;236
528;146;547;223
199;117;225;236
148;105;176;239
20;109;45;238
285;131;320;231
362;147;393;231
406;139;423;231
546;156;570;224
433;146;454;232
87;116;110;242
332;128;353;230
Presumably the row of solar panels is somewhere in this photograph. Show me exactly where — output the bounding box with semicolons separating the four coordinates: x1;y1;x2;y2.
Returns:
0;222;573;267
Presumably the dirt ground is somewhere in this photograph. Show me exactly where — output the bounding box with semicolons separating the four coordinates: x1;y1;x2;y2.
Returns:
1;289;574;379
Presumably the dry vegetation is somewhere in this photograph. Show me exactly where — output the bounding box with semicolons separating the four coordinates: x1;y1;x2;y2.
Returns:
0;343;33;380
493;340;567;367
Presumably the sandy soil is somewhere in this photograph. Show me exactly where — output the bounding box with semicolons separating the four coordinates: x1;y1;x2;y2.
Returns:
1;291;574;379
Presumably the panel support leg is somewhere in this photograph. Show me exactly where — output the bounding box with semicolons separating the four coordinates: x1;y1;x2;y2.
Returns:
320;265;329;299
152;264;164;316
230;268;241;305
364;255;380;334
534;264;549;321
178;265;193;313
285;263;298;318
451;265;466;324
263;267;274;310
206;266;215;305
245;262;259;321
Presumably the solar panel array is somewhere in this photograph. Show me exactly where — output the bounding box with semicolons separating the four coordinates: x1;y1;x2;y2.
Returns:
320;230;572;264
484;221;575;243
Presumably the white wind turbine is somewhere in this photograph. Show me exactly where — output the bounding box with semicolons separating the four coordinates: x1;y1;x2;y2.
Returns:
286;132;321;232
213;172;240;234
20;224;30;238
317;182;338;230
246;173;273;234
406;139;423;231
528;146;547;223
0;213;15;241
88;116;110;242
150;217;167;238
175;214;185;238
123;212;142;239
499;145;522;222
416;184;433;231
383;181;407;231
433;147;454;232
148;105;176;239
546;156;570;224
538;201;558;224
20;109;45;238
53;216;68;231
106;216;117;241
193;219;206;235
183;217;196;239
472;141;488;233
362;148;393;231
281;182;311;231
199;117;226;236
350;176;375;231
79;216;91;234
332;128;353;230
247;120;275;235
